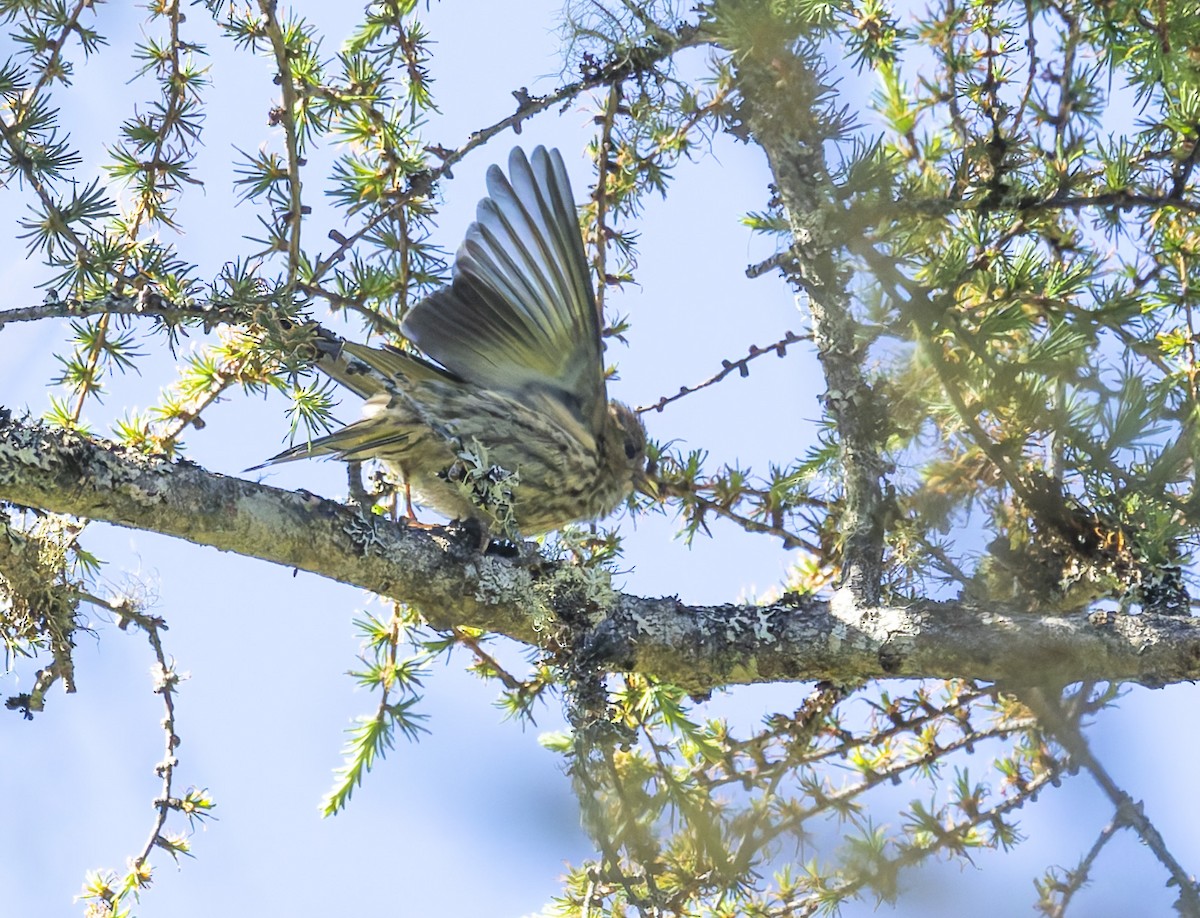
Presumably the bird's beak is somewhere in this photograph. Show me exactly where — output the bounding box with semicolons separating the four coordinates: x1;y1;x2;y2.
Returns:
634;465;660;501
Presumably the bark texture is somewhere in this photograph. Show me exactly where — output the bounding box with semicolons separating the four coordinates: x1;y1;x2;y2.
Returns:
3;413;1199;693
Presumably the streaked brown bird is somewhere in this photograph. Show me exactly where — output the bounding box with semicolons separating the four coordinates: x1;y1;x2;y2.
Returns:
259;146;651;534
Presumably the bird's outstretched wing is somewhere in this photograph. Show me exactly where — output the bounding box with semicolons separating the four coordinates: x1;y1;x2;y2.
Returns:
401;145;604;428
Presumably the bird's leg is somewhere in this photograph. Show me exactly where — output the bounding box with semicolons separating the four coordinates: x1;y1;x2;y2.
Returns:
346;460;373;510
403;475;416;521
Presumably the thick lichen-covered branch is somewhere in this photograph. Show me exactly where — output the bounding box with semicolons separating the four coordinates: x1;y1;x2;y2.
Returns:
733;50;888;604
3;414;1200;694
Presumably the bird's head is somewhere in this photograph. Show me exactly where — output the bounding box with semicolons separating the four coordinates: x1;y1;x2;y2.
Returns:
607;401;658;501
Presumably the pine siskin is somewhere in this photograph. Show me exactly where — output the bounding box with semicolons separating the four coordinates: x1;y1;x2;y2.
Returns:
259;146;652;534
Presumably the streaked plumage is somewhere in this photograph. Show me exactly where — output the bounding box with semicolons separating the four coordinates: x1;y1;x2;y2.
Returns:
259;146;650;534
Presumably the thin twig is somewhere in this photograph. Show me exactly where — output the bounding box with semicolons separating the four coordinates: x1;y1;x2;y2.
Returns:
1024;690;1200;915
28;0;94;98
667;488;819;552
307;22;703;288
592;79;622;320
0;291;252;328
638;331;807;414
89;595;198;879
1044;816;1122;918
450;626;523;691
259;0;305;288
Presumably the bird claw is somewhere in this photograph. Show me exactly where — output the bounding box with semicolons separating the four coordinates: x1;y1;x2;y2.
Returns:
447;517;525;558
452;516;492;554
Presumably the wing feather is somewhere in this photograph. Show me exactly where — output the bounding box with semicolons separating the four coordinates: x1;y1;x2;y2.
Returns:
401;146;604;427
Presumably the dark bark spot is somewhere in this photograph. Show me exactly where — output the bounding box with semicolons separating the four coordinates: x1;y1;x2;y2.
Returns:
878;645;903;675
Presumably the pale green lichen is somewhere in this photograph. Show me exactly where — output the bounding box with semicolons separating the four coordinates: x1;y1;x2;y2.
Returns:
471;556;535;607
529;560;615;635
447;438;521;541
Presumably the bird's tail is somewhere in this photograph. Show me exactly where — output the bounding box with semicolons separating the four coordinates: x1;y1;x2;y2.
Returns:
248;325;451;471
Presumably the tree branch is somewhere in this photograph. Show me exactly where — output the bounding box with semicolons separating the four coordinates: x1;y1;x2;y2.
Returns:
735;54;888;605
3;414;1200;694
0;291;248;329
308;21;704;288
638;330;807;415
259;0;305;288
1023;690;1200;914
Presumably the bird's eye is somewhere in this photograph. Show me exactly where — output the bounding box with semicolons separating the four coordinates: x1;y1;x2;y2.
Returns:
624;439;638;460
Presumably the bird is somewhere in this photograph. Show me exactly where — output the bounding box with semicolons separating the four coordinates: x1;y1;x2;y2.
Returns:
257;145;653;535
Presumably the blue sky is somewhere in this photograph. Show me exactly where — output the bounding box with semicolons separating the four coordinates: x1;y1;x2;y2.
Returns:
2;3;1199;916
